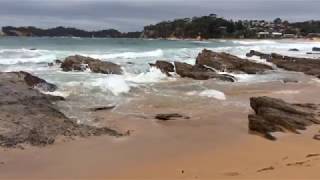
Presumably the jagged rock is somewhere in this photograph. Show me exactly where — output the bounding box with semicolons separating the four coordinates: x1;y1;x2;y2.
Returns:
155;113;190;121
150;60;174;76
61;55;122;74
174;61;236;82
247;50;320;78
248;96;320;140
196;49;273;74
312;47;320;51
0;72;123;148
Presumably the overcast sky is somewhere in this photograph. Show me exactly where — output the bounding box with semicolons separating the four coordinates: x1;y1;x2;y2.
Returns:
0;0;319;32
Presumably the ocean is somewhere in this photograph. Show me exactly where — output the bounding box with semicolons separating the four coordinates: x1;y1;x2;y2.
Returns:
0;37;319;122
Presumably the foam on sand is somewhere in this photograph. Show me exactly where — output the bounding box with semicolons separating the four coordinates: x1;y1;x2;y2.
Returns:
186;89;226;100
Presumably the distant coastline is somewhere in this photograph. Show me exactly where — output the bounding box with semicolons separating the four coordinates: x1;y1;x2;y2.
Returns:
1;14;320;39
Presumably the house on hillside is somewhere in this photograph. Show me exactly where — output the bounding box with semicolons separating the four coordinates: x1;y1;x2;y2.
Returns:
257;32;270;38
272;32;282;39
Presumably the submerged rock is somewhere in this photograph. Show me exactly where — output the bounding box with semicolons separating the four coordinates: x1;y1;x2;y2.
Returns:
248;96;320;140
196;49;273;74
0;72;123;148
61;55;122;74
150;60;174;76
174;61;236;82
247;50;320;78
155;113;190;121
289;48;299;52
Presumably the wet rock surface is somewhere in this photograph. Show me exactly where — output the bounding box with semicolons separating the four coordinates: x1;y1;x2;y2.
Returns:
248;96;320;140
150;60;175;76
155;113;190;121
174;61;236;82
61;55;123;74
246;50;320;78
0;72;123;148
196;49;273;74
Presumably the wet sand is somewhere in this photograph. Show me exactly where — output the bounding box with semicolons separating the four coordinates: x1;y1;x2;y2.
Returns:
0;74;320;179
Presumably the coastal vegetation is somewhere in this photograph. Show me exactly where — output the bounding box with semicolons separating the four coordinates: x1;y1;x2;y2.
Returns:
2;14;320;39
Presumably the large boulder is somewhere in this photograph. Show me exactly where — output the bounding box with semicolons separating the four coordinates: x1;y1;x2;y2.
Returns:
174;62;236;82
247;50;320;78
61;55;122;74
248;96;320;140
196;49;273;74
0;72;123;148
150;60;174;76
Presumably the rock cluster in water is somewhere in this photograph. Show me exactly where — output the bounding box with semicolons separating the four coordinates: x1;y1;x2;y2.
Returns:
248;96;320;140
151;49;274;82
0;72;123;148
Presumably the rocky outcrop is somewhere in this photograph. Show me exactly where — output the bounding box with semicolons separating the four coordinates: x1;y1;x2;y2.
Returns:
196;49;273;74
248;96;320;140
174;62;236;82
61;55;122;74
150;60;174;76
18;71;57;92
247;50;320;78
0;72;123;148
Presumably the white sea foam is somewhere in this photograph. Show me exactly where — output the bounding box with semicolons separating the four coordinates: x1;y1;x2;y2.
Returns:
0;48;57;64
125;67;171;83
186;89;226;100
92;75;130;96
86;49;164;59
231;40;278;45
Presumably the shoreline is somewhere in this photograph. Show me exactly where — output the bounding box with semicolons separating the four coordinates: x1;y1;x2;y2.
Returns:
0;39;320;179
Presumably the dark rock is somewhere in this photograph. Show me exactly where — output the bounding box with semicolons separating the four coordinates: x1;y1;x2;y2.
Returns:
197;49;273;74
174;61;236;82
18;71;57;92
54;59;63;64
61;55;122;74
90;106;116;112
314;134;320;140
150;60;174;76
247;50;320;78
155;113;190;121
289;48;299;52
48;62;54;67
312;47;320;51
29;48;37;51
0;72;123;148
248;96;320;140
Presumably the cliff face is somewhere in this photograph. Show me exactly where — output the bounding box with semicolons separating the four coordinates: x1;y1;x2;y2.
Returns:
1;26;142;38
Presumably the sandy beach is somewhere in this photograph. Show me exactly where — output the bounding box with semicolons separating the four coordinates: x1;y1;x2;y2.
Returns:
1;72;319;179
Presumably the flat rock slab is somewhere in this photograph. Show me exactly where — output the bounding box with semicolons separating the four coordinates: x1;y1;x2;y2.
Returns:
0;72;122;148
248;96;320;140
196;49;273;74
247;50;320;78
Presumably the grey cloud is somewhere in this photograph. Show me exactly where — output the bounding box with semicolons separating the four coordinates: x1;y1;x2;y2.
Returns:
0;0;319;31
